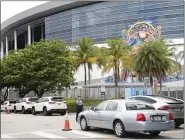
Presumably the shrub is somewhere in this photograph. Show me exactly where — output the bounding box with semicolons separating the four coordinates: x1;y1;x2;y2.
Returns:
66;99;102;113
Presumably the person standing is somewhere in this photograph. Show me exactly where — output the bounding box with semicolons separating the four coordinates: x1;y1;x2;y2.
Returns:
76;96;83;122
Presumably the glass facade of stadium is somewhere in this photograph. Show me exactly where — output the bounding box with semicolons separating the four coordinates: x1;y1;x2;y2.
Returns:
45;1;184;44
1;1;184;100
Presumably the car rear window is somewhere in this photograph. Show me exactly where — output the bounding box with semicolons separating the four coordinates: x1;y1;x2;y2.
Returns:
51;97;64;102
126;103;155;110
28;98;38;102
154;96;183;104
9;101;16;104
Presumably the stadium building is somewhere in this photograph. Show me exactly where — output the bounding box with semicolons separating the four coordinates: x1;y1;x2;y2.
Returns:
1;1;184;83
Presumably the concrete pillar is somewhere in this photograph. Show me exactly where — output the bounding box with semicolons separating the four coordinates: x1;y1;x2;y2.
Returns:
32;27;34;43
5;36;8;56
14;31;17;50
41;24;43;40
28;24;31;45
1;41;4;59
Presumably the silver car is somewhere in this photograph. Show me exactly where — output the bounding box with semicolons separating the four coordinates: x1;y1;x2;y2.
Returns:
77;99;175;138
129;95;184;127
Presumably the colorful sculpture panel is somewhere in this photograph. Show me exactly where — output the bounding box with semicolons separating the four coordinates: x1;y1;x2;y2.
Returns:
103;21;162;83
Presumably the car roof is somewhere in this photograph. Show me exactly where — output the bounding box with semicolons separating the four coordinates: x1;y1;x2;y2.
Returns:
41;96;64;99
129;95;163;99
22;97;38;99
129;95;183;102
102;99;152;104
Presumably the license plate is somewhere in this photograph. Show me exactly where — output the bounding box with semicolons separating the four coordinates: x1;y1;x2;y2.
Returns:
57;103;61;105
154;116;161;121
174;108;181;112
151;115;166;121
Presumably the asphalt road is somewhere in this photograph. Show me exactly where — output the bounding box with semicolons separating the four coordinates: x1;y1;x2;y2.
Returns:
1;112;184;139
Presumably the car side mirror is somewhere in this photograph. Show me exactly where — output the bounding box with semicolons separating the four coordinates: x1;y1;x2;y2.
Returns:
91;106;96;111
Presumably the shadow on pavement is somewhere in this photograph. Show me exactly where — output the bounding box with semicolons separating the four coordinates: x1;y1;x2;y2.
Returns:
89;128;169;139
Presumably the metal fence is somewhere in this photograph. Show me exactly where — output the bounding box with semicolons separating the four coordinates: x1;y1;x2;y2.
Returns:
2;86;184;101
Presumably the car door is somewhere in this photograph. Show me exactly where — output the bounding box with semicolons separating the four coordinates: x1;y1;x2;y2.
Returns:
101;101;119;129
1;102;6;110
88;101;108;128
17;99;23;110
35;98;43;112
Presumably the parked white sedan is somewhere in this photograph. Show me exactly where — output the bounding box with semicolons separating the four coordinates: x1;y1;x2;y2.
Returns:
77;99;175;138
1;100;17;112
14;97;38;113
31;96;67;116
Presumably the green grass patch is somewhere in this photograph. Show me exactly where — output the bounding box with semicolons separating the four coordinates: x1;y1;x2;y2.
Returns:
66;99;102;113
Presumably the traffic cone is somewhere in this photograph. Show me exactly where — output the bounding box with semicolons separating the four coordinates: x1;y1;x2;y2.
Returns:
62;111;72;131
6;106;10;114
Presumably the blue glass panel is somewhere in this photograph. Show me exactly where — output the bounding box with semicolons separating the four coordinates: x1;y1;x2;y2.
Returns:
45;1;184;44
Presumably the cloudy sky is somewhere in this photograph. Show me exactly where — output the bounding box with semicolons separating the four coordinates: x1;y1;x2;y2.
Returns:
1;1;48;23
1;1;109;82
1;1;183;82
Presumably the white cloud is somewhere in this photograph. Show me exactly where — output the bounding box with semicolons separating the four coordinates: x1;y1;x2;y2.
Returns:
1;1;48;23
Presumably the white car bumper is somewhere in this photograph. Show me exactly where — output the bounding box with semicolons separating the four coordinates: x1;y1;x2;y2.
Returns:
47;104;67;112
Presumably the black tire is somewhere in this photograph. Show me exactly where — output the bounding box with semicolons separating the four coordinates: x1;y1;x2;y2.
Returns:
113;120;127;138
43;107;48;116
14;107;17;113
22;106;26;114
48;112;52;116
60;111;66;116
175;123;181;128
149;131;161;136
32;107;37;115
80;116;90;131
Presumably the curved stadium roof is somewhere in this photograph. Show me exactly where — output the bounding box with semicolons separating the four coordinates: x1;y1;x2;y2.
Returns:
1;1;95;38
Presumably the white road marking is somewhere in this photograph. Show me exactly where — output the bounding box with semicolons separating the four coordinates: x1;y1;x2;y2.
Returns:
162;130;183;134
1;135;14;138
69;130;106;138
31;131;66;138
1;128;62;135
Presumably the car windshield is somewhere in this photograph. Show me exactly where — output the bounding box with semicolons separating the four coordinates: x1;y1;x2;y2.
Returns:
126;102;155;110
28;98;38;102
154;96;183;104
9;101;16;104
51;97;64;102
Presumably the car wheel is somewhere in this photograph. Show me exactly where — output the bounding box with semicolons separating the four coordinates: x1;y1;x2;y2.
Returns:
22;107;26;114
48;112;52;116
14;107;17;113
60;111;66;116
149;131;161;136
114;120;127;138
175;123;181;128
32;107;37;115
43;107;48;116
80;116;90;131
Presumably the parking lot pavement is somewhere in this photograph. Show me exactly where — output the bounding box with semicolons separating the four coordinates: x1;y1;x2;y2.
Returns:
1;112;184;139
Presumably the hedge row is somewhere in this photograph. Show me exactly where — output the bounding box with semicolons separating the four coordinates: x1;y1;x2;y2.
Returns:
66;99;102;113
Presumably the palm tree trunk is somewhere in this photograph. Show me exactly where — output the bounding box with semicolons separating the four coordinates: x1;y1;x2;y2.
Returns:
160;77;162;95
114;59;118;87
88;65;90;85
114;59;118;98
84;63;87;99
150;77;153;87
118;67;120;82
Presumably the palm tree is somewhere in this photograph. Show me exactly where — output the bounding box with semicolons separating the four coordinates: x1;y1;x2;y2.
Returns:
177;50;184;62
74;37;96;98
105;38;132;87
95;38;131;97
132;39;181;94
